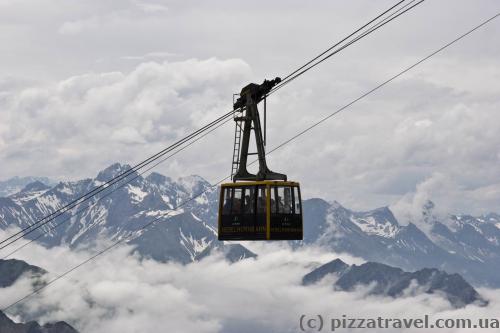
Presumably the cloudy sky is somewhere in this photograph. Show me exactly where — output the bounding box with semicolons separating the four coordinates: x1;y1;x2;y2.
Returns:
1;0;500;217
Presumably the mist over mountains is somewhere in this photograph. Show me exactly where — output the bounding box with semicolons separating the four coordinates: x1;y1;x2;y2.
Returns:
1;163;500;332
1;162;500;288
301;198;500;287
0;259;78;332
0;310;79;333
302;258;486;308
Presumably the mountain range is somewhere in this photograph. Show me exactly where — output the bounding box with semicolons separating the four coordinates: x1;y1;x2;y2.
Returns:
0;176;55;197
302;258;486;308
1;164;499;331
301;199;500;287
1;163;500;287
0;163;254;264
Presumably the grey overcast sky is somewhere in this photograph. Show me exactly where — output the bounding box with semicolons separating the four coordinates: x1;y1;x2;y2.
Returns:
1;0;499;217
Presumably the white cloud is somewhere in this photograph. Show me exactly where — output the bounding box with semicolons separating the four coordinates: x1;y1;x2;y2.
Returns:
120;51;179;61
135;1;168;14
0;58;251;181
1;232;499;333
390;173;460;229
58;1;169;35
110;126;146;144
2;2;500;332
1;0;500;216
267;71;500;214
58;16;102;35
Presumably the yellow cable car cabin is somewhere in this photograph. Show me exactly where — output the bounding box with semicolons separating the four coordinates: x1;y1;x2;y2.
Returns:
217;77;303;241
218;181;303;240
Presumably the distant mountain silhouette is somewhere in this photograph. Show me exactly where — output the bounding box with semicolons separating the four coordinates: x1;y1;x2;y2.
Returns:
0;258;46;288
0;311;78;333
303;258;487;308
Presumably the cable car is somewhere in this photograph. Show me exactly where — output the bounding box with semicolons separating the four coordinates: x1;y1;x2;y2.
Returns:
219;181;302;240
218;77;303;240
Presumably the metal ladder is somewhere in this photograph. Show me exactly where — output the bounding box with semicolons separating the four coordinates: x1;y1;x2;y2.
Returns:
231;111;243;180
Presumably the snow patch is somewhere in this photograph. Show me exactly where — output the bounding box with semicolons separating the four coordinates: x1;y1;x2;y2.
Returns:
127;185;148;202
161;195;170;204
57;185;74;195
179;228;211;260
350;216;399;238
36;194;62;213
177;175;207;193
145;209;183;217
195;195;208;205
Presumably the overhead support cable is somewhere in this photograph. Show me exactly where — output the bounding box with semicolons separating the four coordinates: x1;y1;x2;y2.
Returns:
0;110;235;249
1;117;233;260
0;0;418;251
269;0;425;95
279;0;407;83
4;9;498;312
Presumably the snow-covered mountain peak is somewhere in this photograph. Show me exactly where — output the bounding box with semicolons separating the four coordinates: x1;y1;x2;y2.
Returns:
351;217;400;238
177;175;211;194
0;163;241;264
302;197;500;287
329;200;345;210
0;176;55;197
364;206;399;225
146;172;173;185
351;206;401;238
96;162;135;182
319;201;402;239
20;180;51;193
9;180;52;204
53;179;92;196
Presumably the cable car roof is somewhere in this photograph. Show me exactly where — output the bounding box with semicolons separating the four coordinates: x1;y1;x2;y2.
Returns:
221;181;300;187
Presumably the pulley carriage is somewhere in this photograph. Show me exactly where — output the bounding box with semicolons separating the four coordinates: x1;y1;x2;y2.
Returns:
218;78;303;240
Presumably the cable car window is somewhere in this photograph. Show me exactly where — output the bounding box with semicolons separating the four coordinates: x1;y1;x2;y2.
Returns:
222;187;232;215
277;186;293;214
232;188;242;214
242;187;255;214
277;187;285;213
293;186;301;214
270;186;277;213
257;186;266;214
284;187;293;214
